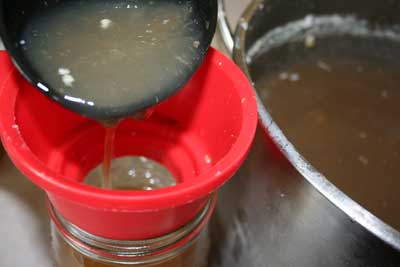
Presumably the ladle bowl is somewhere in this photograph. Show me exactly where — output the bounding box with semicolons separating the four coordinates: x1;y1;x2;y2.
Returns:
0;0;218;120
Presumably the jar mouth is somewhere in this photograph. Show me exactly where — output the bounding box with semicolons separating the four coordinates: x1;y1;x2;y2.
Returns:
49;194;216;265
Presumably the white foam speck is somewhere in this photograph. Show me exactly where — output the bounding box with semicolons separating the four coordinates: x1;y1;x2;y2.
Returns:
305;34;316;48
290;73;300;82
279;72;289;80
58;67;75;87
317;61;332;72
128;169;136;177
58;67;71;75
100;19;112;29
62;74;75;87
193;40;200;48
239;18;248;30
145;170;152;179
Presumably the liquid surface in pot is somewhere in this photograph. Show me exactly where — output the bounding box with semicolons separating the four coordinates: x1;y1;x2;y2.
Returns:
251;28;400;231
20;0;204;111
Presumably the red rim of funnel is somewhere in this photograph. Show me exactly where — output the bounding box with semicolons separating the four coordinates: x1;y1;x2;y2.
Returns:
0;48;258;210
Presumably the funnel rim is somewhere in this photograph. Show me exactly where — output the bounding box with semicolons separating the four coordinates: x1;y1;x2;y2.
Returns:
0;48;257;210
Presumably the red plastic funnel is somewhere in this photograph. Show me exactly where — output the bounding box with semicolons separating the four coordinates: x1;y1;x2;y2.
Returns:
0;48;257;240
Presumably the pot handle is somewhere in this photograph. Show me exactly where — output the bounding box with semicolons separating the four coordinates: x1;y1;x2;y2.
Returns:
217;0;234;55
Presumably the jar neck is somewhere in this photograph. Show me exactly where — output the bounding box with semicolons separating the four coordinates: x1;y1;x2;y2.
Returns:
49;194;216;266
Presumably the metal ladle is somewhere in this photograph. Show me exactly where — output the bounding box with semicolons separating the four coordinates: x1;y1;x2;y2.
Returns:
0;0;217;120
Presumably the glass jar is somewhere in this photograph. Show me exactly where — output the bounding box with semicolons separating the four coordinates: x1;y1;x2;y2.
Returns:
49;195;215;267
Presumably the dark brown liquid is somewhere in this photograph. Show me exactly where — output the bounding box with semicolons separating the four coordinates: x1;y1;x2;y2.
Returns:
252;35;400;230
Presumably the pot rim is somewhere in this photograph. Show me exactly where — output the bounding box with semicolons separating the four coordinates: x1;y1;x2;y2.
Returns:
232;0;400;251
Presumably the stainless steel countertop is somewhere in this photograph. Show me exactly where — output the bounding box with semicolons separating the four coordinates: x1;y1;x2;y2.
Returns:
0;1;250;266
0;154;52;266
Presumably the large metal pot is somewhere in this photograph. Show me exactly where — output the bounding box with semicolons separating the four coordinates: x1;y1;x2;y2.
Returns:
210;0;400;266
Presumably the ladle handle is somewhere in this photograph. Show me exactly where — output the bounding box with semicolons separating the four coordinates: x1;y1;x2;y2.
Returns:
217;0;234;56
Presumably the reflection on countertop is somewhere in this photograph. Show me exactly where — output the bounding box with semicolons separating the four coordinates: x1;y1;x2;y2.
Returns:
0;148;52;267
